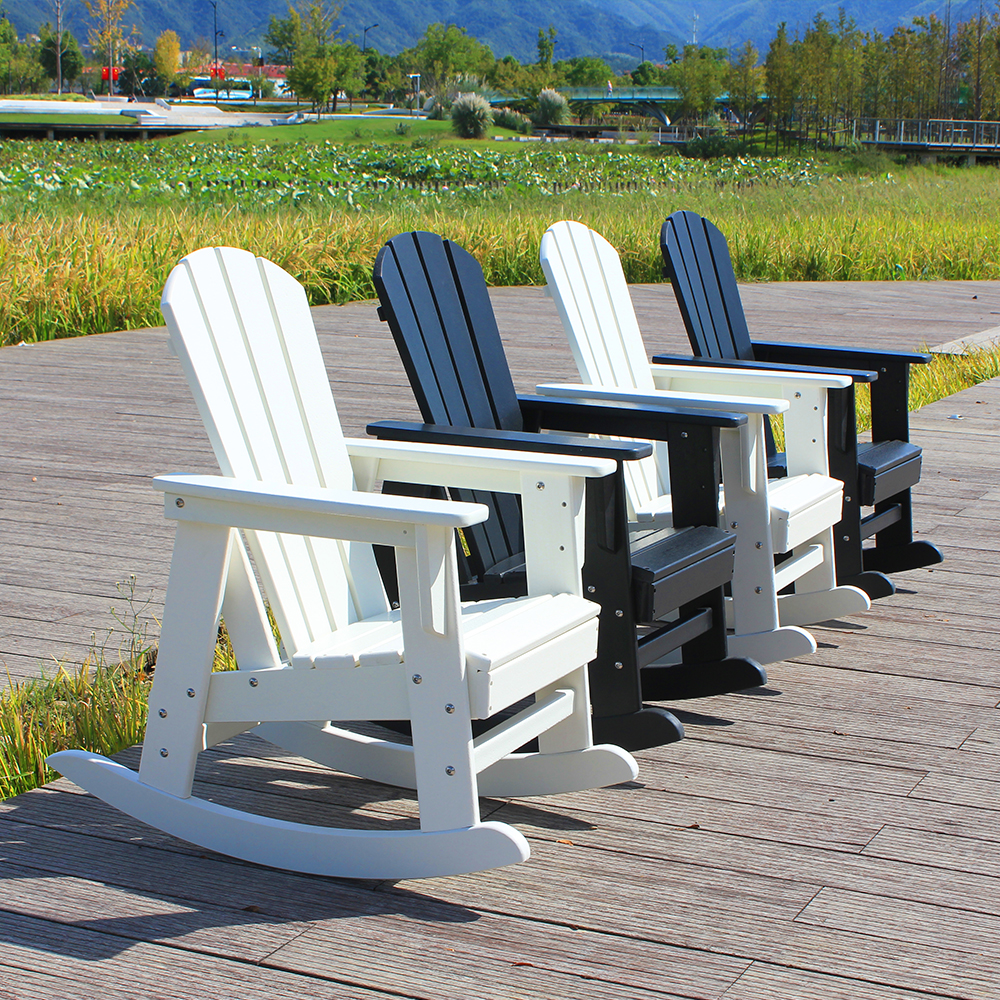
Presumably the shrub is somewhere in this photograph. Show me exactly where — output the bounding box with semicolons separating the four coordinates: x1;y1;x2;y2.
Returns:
451;93;493;139
682;133;747;158
533;88;571;128
493;106;532;134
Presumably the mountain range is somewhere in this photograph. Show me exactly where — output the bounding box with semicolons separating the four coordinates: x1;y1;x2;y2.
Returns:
10;1;986;71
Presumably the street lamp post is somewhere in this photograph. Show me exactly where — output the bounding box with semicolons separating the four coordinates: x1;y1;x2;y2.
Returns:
209;0;225;100
363;23;378;52
409;73;420;115
630;42;645;65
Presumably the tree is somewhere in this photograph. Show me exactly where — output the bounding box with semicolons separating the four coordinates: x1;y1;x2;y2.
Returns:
799;13;835;145
560;55;613;88
48;0;70;92
765;22;798;151
153;29;180;80
631;60;671;86
668;44;727;122
726;40;762;132
118;48;159;97
84;0;135;95
284;2;362;114
40;25;84;92
407;23;493;94
264;12;297;66
537;25;556;67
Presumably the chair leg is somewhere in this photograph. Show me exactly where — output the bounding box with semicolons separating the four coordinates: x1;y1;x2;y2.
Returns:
593;705;685;749
138;522;235;799
864;491;943;573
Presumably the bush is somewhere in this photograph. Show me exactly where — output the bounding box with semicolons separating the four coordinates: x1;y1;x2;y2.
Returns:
681;133;748;159
533;88;571;128
493;106;532;134
451;93;493;139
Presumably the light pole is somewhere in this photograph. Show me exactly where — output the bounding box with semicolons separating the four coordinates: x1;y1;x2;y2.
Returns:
363;23;378;52
209;0;224;97
409;72;420;115
630;42;645;65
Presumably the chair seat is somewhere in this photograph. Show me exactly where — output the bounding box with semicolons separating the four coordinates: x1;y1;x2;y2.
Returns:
292;592;600;718
633;474;843;554
629;524;735;623
857;440;922;506
766;473;843;552
768;440;922;508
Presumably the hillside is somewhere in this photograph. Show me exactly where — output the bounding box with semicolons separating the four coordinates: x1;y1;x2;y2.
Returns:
8;0;985;69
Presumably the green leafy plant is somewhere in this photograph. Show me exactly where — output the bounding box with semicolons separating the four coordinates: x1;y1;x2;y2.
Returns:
450;92;492;139
533;88;570;128
493;106;532;134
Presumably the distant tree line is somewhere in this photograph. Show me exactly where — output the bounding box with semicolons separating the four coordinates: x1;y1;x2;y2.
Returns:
8;0;1000;149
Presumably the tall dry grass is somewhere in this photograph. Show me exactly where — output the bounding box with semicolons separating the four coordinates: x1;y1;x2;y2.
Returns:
3;166;1000;345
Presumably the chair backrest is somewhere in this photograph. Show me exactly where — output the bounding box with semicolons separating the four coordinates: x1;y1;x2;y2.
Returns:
373;231;523;578
539;220;668;512
660;210;756;362
160;246;389;656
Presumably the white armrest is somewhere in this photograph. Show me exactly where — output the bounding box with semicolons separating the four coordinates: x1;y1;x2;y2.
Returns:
344;438;616;496
155;474;488;547
650;365;839;477
649;364;852;395
534;382;789;416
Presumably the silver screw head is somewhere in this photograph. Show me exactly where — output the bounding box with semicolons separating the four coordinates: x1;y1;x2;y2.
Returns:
731;521;739;529
159;748;169;758
186;688;196;698
157;708;167;718
444;703;455;714
535;481;545;490
615;609;624;618
587;585;596;593
755;586;762;594
843;535;850;542
175;497;185;508
680;431;688;438
411;673;423;684
248;677;258;687
614;661;623;670
794;392;801;398
755;541;763;549
445;765;456;776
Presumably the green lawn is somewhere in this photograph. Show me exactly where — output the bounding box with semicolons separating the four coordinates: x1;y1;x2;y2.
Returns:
165;115;523;146
0;112;134;126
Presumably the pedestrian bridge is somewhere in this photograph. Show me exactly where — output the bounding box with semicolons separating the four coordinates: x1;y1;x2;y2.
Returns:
854;118;1000;163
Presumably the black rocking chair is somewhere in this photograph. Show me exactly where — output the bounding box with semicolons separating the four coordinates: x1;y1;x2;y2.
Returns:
367;229;768;753
659;210;943;599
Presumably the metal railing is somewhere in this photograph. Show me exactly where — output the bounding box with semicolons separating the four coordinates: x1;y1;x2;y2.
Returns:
852;118;1000;149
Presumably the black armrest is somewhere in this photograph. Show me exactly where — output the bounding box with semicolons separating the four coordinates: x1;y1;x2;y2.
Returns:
366;420;654;462
751;340;931;369
517;393;746;442
651;352;878;384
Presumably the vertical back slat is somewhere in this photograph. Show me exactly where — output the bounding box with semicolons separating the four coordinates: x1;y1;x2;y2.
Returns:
540;221;664;510
374;232;526;576
662;212;754;362
161;247;389;656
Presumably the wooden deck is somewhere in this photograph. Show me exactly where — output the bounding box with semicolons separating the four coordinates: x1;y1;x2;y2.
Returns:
1;279;999;998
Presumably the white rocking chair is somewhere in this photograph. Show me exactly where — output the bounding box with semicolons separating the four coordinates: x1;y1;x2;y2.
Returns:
48;246;636;881
538;220;871;667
